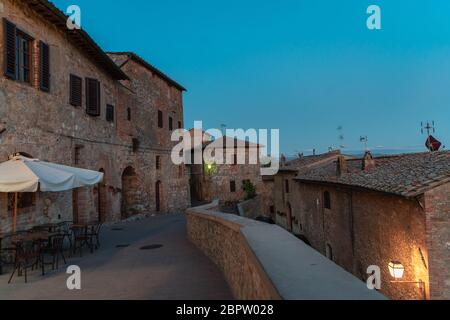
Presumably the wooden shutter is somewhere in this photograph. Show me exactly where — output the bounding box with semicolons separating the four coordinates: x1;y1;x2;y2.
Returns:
39;41;50;92
86;78;100;116
3;18;16;79
70;74;82;106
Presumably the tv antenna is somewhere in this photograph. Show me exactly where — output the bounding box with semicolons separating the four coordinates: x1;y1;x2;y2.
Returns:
337;126;346;149
421;121;435;136
360;136;369;151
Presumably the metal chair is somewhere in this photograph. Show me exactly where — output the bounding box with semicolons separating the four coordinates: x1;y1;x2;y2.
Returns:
8;240;40;284
40;235;67;275
87;223;103;250
71;226;92;257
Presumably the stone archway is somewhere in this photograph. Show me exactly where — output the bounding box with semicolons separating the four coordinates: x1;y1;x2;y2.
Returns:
155;180;162;212
122;166;138;219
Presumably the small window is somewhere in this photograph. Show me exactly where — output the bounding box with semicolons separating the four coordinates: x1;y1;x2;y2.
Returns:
70;74;82;106
324;191;331;209
269;206;275;214
158;110;163;128
169;116;173;131
285;180;290;193
156;156;161;170
230;180;236;193
74;145;83;165
106;104;114;122
178;121;182;129
127;108;131;121
16;30;33;84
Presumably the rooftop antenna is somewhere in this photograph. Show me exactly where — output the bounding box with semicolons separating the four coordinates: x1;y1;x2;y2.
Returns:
337;126;346;149
360;136;369;151
421;121;437;152
220;124;227;136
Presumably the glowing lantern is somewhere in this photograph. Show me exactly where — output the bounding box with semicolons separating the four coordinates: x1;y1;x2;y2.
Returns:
388;261;405;280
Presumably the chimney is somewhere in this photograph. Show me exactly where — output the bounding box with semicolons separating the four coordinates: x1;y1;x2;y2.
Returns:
362;151;375;172
337;155;347;176
280;154;286;166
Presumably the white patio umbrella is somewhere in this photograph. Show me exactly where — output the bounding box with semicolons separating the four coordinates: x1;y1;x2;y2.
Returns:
0;155;104;232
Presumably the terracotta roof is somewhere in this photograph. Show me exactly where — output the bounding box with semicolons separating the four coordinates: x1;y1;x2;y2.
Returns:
23;0;129;80
295;151;450;197
281;151;345;173
107;52;186;91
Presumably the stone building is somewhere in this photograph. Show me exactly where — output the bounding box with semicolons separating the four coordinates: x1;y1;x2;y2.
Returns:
289;151;450;300
187;132;269;212
0;0;189;233
272;151;345;233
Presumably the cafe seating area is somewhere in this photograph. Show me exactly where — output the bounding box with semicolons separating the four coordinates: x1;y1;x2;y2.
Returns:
0;221;103;283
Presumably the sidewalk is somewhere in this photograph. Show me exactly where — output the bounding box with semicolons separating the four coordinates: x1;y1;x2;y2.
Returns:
0;214;233;300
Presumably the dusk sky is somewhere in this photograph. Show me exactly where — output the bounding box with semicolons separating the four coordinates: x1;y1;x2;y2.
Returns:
53;0;450;156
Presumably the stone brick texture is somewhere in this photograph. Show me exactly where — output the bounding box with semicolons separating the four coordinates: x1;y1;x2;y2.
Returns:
0;0;189;234
186;207;281;300
424;183;450;300
285;181;432;300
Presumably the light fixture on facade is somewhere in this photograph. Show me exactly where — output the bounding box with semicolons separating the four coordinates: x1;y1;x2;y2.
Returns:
388;261;405;280
388;260;426;300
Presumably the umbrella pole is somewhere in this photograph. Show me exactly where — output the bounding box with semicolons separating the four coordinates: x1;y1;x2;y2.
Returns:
13;193;18;233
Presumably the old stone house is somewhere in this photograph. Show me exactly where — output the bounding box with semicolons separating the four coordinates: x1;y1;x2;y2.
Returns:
187;132;270;212
290;151;450;300
0;0;189;233
272;151;345;233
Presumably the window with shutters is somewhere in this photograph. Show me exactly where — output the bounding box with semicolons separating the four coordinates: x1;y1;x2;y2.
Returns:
158;110;163;128
69;74;82;106
40;41;50;92
16;31;32;84
169;116;173;131
106;104;114;122
86;78;101;116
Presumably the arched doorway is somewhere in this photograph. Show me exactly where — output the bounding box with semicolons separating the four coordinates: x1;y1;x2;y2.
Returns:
155;180;162;212
287;202;293;232
122;166;138;219
97;169;107;223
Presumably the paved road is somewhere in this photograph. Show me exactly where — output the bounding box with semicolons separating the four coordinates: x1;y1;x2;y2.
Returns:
0;214;233;300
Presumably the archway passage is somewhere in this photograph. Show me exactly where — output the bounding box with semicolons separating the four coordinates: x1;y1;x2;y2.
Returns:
156;181;162;212
122;167;138;219
98;169;107;223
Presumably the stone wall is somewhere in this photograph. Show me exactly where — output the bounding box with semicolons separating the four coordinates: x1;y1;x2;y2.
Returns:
424;183;450;300
186;203;281;300
292;181;430;300
186;202;386;300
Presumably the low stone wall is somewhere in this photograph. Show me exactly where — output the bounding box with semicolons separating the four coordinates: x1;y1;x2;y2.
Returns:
237;196;262;220
187;202;281;300
186;202;386;300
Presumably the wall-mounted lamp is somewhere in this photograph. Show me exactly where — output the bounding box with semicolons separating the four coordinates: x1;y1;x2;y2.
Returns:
388;261;426;300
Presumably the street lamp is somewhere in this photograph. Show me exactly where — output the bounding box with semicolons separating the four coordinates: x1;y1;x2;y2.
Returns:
388;261;426;300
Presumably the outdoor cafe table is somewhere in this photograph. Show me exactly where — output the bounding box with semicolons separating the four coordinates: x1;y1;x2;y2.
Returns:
11;232;59;244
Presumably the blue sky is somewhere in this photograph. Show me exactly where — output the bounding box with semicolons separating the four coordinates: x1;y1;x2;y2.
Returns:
53;0;450;155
